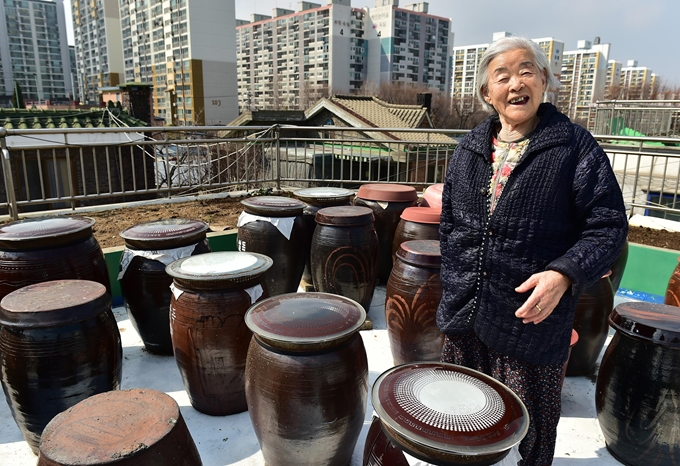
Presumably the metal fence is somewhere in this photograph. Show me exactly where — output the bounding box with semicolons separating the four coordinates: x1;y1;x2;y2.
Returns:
1;125;680;222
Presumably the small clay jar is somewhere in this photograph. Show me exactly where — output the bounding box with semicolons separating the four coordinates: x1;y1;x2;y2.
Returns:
245;292;368;466
385;240;443;365
237;196;306;296
354;184;418;283
0;280;122;453
119;219;210;355
391;207;440;262
166;251;272;416
419;183;444;210
37;389;202;466
293;187;353;286
311;206;379;311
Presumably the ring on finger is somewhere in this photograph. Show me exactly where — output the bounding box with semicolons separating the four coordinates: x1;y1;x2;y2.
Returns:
535;304;542;313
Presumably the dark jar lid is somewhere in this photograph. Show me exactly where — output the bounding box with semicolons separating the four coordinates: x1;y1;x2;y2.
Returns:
241;196;305;217
610;301;680;347
0;216;94;250
0;279;111;328
245;292;366;352
396;240;441;268
400;207;441;225
293;187;354;206
357;184;418;203
39;389;183;465
372;363;529;463
119;218;209;249
166;251;273;291
315;206;374;226
420;183;444;210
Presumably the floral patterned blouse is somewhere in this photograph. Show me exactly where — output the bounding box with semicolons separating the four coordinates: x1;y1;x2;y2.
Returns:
488;136;531;213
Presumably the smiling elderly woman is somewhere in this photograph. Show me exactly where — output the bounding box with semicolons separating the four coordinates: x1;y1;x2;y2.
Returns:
437;37;628;465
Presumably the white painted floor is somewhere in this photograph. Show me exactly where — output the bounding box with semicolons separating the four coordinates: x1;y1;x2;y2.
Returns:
0;287;626;465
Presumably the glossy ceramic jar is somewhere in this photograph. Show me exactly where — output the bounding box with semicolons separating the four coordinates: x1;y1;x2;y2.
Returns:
385;240;443;365
310;206;379;311
166;251;272;416
293;187;353;286
37;389;202;466
245;292;368;466
610;241;629;294
0;280;122;453
237;196;306;296
391;207;440;261
0;216;111;302
419;183;443;211
363;416;409;466
354;184;418;283
596;302;680;466
119;219;210;355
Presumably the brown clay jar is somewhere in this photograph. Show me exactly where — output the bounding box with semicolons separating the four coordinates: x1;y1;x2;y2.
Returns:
167;251;272;416
237;196;306;296
354;184;418;283
391;207;440;262
245;292;368;466
363;415;409;466
0;280;122;454
385;240;443;365
311;206;379;312
119;219;210;355
37;388;202;466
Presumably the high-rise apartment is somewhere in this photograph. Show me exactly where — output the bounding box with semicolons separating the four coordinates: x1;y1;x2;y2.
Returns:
0;0;72;104
605;59;622;98
620;60;655;100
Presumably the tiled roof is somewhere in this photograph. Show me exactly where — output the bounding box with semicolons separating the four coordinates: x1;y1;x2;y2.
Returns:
1;105;147;130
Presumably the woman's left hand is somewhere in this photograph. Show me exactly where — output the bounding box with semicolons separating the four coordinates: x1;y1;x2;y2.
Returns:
514;271;572;324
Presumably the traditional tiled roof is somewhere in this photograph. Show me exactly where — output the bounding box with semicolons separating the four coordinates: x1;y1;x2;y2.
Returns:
0;104;147;130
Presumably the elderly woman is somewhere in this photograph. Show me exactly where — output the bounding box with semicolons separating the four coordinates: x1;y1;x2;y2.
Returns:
437;36;628;465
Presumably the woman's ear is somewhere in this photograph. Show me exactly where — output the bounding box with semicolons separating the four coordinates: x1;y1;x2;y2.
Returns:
482;86;491;104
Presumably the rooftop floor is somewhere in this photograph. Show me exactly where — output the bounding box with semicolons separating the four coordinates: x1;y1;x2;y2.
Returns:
0;287;628;465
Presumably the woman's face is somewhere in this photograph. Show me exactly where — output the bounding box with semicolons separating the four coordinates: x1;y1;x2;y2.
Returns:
483;48;547;129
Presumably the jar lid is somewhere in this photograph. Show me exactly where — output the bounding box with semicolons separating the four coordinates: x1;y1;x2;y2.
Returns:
39;389;182;464
120;219;209;249
0;279;111;327
0;216;94;249
315;206;374;226
610;302;680;347
420;183;444;210
400;207;441;224
294;187;354;206
396;240;441;268
166;251;272;284
372;363;529;462
241;196;305;216
245;292;366;352
357;184;418;203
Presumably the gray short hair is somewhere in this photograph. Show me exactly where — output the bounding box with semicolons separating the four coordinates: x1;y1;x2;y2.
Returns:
476;36;561;112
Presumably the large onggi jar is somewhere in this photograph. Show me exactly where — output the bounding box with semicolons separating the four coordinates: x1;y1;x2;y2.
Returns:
119;219;211;355
391;207;440;262
237;196;306;296
354;184;418;283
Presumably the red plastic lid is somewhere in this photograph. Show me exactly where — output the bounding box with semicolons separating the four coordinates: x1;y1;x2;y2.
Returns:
610;301;680;347
396;240;441;268
420;184;444;210
400;207;441;224
357;184;418;203
570;329;579;347
315;206;374;226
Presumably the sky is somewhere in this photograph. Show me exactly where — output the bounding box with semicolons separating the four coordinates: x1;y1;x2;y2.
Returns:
63;0;680;86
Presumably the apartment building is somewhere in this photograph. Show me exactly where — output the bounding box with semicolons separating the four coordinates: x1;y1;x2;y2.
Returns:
68;45;79;102
118;0;238;125
605;59;622;98
620;60;655;100
0;0;72;104
557;38;610;122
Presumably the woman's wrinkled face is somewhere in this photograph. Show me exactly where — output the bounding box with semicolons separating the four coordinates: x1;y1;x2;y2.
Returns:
483;48;547;129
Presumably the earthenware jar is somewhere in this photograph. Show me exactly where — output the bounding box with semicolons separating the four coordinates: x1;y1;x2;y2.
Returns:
37;389;202;466
310;206;379;311
245;292;368;466
363;416;409;466
0;280;122;453
371;362;528;465
119;219;210;355
167;251;272;416
419;183;444;210
610;240;629;293
391;207;440;261
596;302;680;466
561;330;579;388
0;216;111;302
385;240;443;365
237;196;306;296
566;277;614;376
293;187;353;286
354;184;418;283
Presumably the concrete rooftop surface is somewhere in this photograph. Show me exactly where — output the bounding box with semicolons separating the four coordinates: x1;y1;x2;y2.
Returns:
0;287;628;465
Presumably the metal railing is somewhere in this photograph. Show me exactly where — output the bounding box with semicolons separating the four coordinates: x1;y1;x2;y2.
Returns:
1;125;679;222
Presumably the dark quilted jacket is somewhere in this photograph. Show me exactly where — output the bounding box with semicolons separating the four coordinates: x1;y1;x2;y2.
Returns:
436;103;628;366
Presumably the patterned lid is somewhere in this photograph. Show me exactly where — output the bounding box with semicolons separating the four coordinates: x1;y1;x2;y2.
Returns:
241;196;305;216
294;187;354;206
372;363;528;458
400;207;441;224
245;292;365;351
0;216;94;247
357;184;418;203
120;219;208;248
610;301;680;347
396;240;441;268
166;251;272;283
315;206;374;226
